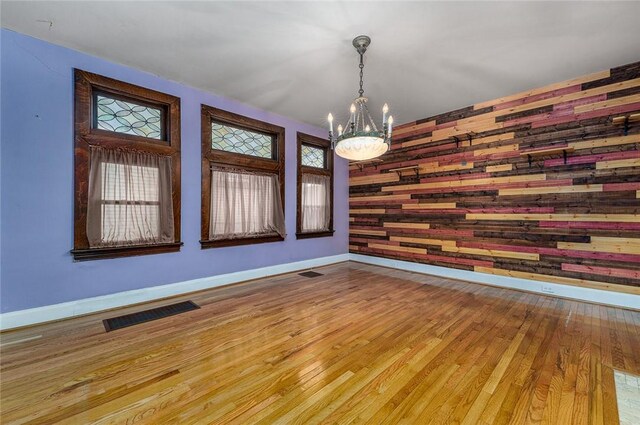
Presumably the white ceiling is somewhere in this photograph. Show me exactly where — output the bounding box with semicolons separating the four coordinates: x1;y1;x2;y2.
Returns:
3;1;640;128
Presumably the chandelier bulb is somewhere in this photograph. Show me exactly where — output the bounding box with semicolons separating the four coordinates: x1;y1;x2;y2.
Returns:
338;124;343;136
382;103;389;113
365;125;371;132
328;113;333;123
350;104;356;114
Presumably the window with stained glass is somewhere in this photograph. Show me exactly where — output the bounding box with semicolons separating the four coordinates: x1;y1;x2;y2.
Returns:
301;144;326;168
211;122;274;159
296;132;333;239
94;93;164;140
74;69;181;261
201;105;286;249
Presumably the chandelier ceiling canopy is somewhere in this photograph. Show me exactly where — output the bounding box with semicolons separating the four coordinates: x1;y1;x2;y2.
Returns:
328;35;393;161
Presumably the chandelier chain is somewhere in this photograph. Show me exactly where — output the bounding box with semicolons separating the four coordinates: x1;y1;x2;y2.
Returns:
358;52;365;98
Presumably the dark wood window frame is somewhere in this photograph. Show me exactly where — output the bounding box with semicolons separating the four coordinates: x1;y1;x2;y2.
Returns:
72;69;182;261
201;105;286;249
296;132;335;239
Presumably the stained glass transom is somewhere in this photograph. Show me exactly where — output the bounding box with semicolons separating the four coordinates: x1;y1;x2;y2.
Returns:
301;144;325;168
95;95;163;139
211;122;273;159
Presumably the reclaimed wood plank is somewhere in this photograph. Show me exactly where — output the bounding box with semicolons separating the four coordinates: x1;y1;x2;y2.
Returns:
486;164;513;173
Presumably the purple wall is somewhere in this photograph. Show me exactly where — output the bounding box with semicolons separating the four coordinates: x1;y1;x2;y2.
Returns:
0;29;348;313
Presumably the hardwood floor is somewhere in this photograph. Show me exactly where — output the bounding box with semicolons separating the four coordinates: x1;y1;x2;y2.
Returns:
1;261;639;424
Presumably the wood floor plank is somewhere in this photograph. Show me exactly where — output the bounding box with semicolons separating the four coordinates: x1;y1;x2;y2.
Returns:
1;262;638;424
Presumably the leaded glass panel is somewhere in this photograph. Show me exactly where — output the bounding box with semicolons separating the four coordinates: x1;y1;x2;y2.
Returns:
301;144;325;168
95;95;163;139
211;122;273;159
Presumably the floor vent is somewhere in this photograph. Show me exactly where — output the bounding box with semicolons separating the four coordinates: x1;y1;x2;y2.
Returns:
299;271;324;278
103;301;200;332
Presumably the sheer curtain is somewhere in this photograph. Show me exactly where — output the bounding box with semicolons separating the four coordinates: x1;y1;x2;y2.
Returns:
209;167;286;240
301;173;331;232
87;147;174;247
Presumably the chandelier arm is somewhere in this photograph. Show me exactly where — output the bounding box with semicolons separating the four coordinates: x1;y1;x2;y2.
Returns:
361;102;379;132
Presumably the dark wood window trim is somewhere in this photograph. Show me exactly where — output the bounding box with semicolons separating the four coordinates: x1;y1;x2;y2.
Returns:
201;105;285;249
73;69;181;261
296;132;335;239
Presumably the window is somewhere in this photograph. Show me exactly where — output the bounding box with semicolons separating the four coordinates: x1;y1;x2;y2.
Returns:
209;169;284;240
87;148;174;246
297;132;334;239
211;122;273;158
301;144;326;168
73;69;181;260
94;92;165;139
201;105;285;248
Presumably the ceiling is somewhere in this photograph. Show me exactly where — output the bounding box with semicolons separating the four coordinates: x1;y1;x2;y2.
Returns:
3;1;640;129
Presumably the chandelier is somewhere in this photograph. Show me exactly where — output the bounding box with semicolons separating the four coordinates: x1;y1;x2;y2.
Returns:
328;35;393;161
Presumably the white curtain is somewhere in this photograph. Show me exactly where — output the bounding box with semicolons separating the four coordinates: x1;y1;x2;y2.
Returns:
87;147;174;247
301;173;331;232
209;168;286;240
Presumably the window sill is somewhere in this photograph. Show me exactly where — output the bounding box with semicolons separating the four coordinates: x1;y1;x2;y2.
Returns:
200;235;284;249
71;242;183;261
295;230;335;240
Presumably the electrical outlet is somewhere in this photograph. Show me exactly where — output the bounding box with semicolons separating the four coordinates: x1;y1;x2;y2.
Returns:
541;285;555;294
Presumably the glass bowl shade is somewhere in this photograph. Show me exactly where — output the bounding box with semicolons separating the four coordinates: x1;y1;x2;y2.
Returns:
334;136;389;161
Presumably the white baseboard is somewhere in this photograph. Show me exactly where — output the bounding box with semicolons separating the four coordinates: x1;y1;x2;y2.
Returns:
349;254;640;310
3;252;637;331
0;254;350;331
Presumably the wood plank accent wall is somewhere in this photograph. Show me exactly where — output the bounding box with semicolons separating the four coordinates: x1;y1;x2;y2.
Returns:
349;61;640;295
